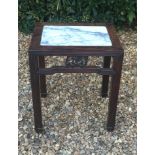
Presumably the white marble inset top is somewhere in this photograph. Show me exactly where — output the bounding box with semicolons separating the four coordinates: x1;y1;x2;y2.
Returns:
40;26;112;46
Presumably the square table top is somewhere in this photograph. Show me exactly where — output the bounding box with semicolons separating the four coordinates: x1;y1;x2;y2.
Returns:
40;26;112;46
29;23;123;56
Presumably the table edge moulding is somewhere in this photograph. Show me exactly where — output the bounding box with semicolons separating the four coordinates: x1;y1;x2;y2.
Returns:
29;23;123;55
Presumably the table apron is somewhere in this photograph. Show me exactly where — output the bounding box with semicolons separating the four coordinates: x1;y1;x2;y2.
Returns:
29;51;123;57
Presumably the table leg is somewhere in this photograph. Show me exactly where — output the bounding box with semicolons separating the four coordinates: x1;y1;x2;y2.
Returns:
29;54;43;133
107;54;123;131
101;56;111;97
39;56;47;97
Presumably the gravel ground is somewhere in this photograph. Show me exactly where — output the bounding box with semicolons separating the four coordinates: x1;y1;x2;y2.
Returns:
18;29;137;155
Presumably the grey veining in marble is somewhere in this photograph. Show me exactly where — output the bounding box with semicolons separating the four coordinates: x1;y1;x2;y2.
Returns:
40;26;112;46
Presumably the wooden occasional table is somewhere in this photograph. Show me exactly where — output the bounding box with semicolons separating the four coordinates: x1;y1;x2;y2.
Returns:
29;23;124;133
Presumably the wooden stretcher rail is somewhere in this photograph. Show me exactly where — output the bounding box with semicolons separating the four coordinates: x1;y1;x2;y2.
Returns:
38;66;115;75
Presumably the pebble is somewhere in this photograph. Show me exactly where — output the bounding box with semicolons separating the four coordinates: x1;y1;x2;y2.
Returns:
94;137;98;143
45;149;55;155
54;143;60;151
80;150;85;154
129;107;132;112
74;151;80;155
75;110;81;116
65;100;70;106
18;117;23;122
50;104;55;110
67;134;71;139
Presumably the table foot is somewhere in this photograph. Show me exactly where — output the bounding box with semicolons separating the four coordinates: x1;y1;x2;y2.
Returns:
35;127;44;133
101;93;108;98
107;126;115;132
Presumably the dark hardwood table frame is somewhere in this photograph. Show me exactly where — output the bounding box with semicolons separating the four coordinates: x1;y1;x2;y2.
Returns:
29;23;124;133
